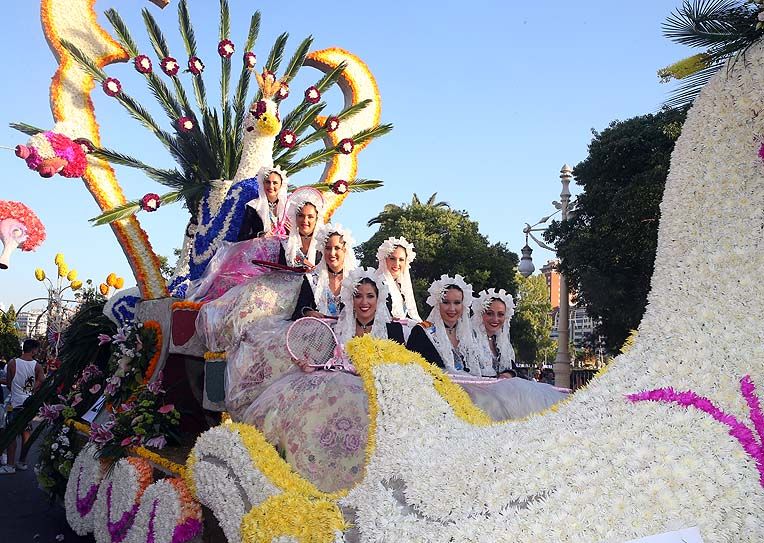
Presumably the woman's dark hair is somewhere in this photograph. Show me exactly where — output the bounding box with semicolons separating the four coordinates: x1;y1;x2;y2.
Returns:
356;277;379;296
445;284;463;294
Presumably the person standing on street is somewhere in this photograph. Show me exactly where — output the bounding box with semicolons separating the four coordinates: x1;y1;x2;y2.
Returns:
0;339;44;474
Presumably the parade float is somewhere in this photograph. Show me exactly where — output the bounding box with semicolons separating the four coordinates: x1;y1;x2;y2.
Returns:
5;1;764;542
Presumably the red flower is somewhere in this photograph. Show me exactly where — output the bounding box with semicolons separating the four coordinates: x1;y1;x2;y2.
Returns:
243;51;257;70
140;193;161;212
304;86;321;104
217;39;235;58
338;138;355;154
188;56;205;75
324;116;340;133
279;130;297;148
102;78;122;97
332;180;349;194
251;100;267;119
160;57;179;76
133;55;153;74
176;117;194;132
277;83;290;101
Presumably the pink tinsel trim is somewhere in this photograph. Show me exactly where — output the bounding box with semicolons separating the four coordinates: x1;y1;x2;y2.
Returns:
0;200;46;250
627;374;764;487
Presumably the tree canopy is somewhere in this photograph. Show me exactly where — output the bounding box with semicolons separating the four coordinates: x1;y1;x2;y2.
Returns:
0;305;21;361
543;106;688;350
358;193;519;315
510;274;556;365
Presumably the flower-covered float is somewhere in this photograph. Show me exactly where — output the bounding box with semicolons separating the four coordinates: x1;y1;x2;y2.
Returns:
7;1;764;542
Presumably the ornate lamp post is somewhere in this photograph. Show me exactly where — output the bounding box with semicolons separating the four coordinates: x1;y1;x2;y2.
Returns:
519;164;574;389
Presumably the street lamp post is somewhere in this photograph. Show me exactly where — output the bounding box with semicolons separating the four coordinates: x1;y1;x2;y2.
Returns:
519;164;574;389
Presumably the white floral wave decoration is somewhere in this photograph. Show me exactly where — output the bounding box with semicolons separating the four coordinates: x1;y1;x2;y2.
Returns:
189;38;764;543
64;446;201;543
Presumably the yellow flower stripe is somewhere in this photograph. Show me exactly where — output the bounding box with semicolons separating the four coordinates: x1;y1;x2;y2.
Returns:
226;423;345;500
240;494;346;543
42;0;168;299
171;300;205;311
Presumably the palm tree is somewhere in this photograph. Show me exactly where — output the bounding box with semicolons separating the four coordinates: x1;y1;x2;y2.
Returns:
367;193;449;226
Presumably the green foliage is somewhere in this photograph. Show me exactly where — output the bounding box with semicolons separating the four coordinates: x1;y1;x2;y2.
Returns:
662;0;763;107
543;107;688;350
510;274;555;365
358;194;518;314
0;301;115;454
0;305;21;360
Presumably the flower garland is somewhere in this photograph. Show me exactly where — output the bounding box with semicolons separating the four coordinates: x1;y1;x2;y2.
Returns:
141;320;163;385
203;351;227;361
170;300;204;311
65;446;201;543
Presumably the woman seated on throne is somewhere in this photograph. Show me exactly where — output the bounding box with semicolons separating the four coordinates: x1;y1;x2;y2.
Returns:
187;175;324;302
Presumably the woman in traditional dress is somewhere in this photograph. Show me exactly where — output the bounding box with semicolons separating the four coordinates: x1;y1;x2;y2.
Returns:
374;237;422;325
187;186;323;302
291;223;357;320
237;166;288;240
406;274;566;420
277;188;323;269
471;288;516;378
239;268;401;492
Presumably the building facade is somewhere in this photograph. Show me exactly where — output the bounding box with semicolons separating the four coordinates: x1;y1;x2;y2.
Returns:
16;309;48;337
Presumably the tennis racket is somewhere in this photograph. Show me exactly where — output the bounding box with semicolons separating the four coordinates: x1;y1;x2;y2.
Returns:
286;317;356;373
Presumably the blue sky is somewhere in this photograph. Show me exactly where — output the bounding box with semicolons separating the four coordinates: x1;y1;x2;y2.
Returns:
0;1;692;311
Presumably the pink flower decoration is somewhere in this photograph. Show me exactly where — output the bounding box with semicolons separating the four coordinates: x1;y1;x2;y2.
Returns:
38;403;65;422
140;193;161;212
338;138;355;154
243;51;257;70
89;383;102;395
332;180;349;195
304;86;321;104
160;57;179;76
277;83;290;100
324;116;340;133
133;55;152;74
71;394;83;407
158;404;175;414
188;56;205;75
120;437;134;447
97;333;112;346
102;78;122;97
218;39;235;58
0;201;45;251
279;129;297;148
176;116;194;132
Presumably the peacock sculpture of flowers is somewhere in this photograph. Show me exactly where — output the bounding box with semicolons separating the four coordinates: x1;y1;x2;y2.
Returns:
12;0;391;227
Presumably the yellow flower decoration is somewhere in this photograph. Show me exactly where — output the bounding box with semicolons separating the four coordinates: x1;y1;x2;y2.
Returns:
70;280;83;290
58;264;69;278
54;253;65;265
34;268;46;281
99;283;109;296
240;494;346;543
114;277;125;289
66;269;78;281
106;272;118;287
